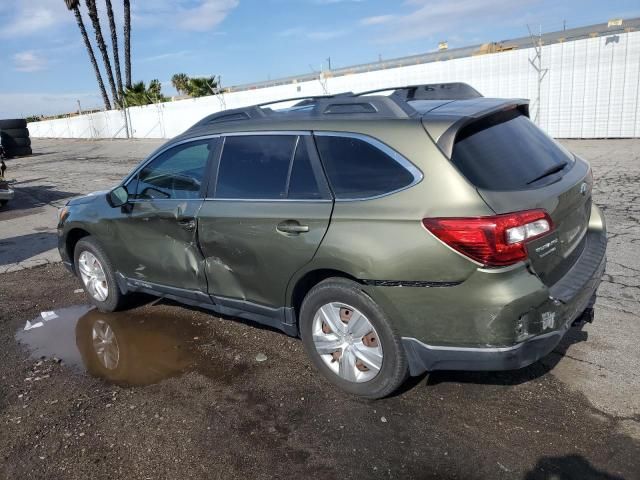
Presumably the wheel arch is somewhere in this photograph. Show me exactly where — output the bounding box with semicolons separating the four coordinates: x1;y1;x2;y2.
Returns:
288;268;361;326
65;227;92;268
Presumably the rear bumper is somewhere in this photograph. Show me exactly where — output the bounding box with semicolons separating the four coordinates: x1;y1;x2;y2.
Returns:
403;322;570;373
402;227;606;375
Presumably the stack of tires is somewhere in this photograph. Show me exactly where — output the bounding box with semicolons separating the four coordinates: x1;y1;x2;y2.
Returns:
0;118;32;158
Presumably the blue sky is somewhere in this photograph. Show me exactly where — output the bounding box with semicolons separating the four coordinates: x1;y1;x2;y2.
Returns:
1;0;639;118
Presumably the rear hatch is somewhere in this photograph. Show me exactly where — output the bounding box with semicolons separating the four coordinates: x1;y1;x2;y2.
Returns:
425;106;592;286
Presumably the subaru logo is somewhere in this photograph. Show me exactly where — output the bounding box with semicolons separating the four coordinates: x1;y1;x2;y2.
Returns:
580;182;588;196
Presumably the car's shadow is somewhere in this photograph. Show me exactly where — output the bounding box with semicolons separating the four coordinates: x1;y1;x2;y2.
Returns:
524;454;625;480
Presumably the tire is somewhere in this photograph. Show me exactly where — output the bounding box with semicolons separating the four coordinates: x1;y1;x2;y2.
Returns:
300;277;408;399
0;200;7;207
0;128;29;138
4;146;32;157
0;119;27;129
74;236;129;312
1;137;31;148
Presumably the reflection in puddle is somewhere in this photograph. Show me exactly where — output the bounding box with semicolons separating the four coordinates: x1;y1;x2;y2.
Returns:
16;304;245;386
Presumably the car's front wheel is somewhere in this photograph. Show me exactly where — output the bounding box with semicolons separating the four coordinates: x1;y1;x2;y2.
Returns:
300;278;408;399
74;237;128;312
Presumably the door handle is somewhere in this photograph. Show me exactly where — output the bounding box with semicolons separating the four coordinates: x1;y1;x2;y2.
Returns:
277;221;309;234
178;218;196;232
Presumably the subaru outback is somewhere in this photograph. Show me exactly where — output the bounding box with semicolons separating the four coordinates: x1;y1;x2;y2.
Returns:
57;83;606;399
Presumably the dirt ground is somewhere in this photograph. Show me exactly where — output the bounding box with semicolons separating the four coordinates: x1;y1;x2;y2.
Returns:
0;138;639;479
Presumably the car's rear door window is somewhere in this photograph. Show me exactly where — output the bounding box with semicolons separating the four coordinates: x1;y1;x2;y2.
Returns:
215;135;328;200
216;135;296;199
451;109;575;190
133;140;212;200
314;134;416;199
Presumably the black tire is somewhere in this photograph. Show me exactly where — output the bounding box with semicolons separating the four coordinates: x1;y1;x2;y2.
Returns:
0;128;29;138
0;119;27;129
4;146;32;157
74;236;129;312
300;277;408;399
0;200;7;207
1;137;31;148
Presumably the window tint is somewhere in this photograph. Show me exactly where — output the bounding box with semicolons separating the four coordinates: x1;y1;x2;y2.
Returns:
451;110;575;190
288;139;322;199
216;135;296;199
134;140;211;200
315;135;415;199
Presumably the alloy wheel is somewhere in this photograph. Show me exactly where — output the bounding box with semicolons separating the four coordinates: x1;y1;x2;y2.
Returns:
78;251;109;302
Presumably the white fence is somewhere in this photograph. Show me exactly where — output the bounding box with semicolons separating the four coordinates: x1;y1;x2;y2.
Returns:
28;30;640;139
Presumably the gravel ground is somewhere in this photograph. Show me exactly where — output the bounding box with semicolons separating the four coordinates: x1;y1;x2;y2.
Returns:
0;138;639;479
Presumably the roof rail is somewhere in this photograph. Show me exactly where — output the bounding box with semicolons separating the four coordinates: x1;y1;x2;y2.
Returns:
188;82;482;130
190;93;418;129
356;82;483;101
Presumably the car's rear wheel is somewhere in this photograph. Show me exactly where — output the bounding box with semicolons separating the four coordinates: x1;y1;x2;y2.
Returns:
300;277;408;399
74;237;128;312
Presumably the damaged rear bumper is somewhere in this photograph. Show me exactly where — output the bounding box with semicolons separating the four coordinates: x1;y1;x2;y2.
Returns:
403;318;573;374
402;229;606;376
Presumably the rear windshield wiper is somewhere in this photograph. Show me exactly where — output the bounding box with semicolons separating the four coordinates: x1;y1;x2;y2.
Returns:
527;162;568;185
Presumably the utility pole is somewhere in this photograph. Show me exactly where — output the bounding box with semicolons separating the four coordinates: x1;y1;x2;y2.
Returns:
77;100;82;116
527;24;548;126
326;57;332;71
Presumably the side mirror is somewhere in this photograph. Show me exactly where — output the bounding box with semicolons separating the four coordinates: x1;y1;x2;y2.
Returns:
108;186;129;207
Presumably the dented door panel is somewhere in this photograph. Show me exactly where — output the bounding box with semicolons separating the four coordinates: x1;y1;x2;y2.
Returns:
112;199;207;292
198;200;332;307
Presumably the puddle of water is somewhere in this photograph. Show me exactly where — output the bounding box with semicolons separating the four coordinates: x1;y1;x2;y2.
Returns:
16;304;244;386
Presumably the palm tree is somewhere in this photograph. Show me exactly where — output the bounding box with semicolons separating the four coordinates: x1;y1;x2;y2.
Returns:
123;80;168;106
187;76;218;97
124;0;131;88
85;0;119;106
64;0;111;110
171;73;190;95
104;0;123;97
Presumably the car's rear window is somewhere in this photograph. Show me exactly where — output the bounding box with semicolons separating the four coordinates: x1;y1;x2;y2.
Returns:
451;109;574;190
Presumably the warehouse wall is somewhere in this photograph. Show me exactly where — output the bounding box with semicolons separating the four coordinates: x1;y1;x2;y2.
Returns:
28;30;640;139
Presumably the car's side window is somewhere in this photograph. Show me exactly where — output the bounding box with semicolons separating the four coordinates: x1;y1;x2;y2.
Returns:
216;135;297;199
133;140;212;200
314;135;416;199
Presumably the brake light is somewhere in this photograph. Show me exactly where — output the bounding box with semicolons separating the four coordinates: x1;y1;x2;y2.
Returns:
422;209;553;267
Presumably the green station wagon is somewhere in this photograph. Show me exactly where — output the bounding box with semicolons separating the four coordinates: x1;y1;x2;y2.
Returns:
57;83;606;398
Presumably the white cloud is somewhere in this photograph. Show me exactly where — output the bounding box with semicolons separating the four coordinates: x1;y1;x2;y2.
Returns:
279;27;348;41
360;0;538;43
360;15;396;26
134;0;239;32
13;51;48;72
140;51;193;63
0;0;70;38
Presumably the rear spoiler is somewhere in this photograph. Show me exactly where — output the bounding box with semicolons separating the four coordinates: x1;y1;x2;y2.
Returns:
423;99;529;158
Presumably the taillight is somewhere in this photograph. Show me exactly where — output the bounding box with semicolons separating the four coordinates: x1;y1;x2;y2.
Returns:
422;209;553;267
